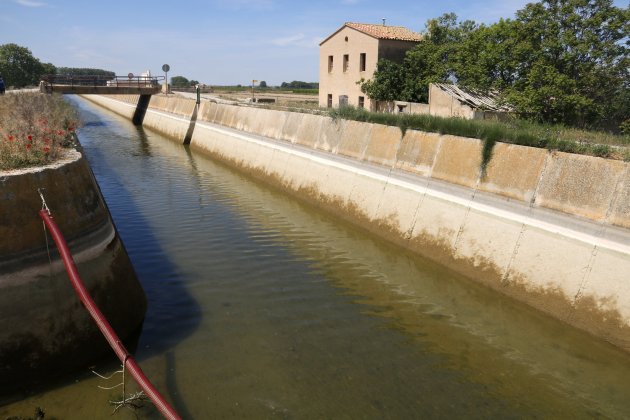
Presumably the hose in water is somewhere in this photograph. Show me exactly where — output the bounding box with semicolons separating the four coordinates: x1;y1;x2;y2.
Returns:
39;209;181;420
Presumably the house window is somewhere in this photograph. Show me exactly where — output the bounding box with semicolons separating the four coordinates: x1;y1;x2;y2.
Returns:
360;53;366;72
339;95;348;107
327;94;333;108
343;54;349;72
328;55;333;72
358;96;365;108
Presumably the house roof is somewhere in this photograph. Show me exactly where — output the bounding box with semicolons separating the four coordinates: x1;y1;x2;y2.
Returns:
320;22;422;45
345;22;423;41
433;83;513;112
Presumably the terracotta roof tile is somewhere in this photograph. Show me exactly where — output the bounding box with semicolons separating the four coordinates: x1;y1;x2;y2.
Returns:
345;22;422;42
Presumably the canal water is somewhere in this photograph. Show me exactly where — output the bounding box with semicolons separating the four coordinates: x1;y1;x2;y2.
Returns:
3;97;630;419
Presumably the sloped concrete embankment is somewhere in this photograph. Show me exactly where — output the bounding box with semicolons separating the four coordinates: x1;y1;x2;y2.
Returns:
0;148;146;396
82;94;630;351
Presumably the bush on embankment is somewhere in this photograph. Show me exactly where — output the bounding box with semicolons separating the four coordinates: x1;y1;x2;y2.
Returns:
0;92;79;170
329;106;630;171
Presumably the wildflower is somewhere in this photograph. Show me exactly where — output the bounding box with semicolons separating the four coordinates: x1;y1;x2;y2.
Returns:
43;146;50;154
8;135;13;142
57;130;65;136
27;135;33;142
26;144;31;151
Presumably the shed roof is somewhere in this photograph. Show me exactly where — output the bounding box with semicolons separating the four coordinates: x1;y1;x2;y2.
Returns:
320;22;422;45
433;83;513;112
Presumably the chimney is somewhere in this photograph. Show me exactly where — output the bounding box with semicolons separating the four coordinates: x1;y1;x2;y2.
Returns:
382;18;386;26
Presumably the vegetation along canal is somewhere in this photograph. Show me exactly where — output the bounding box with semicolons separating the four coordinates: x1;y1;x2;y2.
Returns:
4;96;630;419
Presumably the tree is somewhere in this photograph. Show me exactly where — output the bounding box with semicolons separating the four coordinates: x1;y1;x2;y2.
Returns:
455;19;521;92
503;0;629;128
170;76;190;87
259;80;267;88
280;81;318;89
189;80;200;86
454;0;630;128
41;62;57;77
359;60;406;102
56;67;115;78
0;43;45;88
360;1;629;130
360;13;478;103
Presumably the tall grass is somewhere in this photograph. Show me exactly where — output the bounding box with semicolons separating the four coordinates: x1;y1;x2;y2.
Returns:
0;93;80;171
329;106;630;166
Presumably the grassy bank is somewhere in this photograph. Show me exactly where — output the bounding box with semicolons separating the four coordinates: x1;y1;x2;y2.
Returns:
0;93;79;171
329;107;630;168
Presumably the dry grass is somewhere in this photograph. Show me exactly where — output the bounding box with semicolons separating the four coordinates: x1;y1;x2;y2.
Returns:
0;92;80;170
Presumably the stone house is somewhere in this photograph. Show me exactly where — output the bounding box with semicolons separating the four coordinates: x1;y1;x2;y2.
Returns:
319;22;421;110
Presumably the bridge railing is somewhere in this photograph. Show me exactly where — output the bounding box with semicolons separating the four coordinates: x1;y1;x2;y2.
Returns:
41;74;165;89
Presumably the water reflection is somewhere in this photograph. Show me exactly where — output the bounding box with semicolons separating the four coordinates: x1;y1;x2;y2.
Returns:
73;99;199;417
182;143;630;418
133;124;153;157
76;98;202;358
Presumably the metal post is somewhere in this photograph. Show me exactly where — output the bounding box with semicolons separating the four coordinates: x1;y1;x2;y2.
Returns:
162;64;170;96
196;84;200;105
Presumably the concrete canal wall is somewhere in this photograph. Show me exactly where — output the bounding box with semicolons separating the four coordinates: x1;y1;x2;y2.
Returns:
0;148;146;396
82;94;630;351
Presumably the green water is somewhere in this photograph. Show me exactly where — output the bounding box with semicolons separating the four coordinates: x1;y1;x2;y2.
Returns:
3;97;630;419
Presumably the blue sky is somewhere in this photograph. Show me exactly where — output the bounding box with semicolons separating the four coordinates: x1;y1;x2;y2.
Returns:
0;0;627;86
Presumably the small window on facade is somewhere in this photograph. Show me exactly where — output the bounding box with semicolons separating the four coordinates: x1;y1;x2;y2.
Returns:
328;55;334;72
327;94;333;108
358;96;365;108
339;95;348;107
343;54;349;72
360;53;366;72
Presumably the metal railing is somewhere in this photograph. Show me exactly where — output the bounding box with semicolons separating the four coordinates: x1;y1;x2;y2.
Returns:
41;74;165;89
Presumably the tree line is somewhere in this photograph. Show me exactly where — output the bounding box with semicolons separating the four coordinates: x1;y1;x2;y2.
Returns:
280;81;318;89
0;43;115;88
361;0;629;132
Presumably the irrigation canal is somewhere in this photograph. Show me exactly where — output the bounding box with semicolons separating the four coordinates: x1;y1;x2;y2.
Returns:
3;97;630;418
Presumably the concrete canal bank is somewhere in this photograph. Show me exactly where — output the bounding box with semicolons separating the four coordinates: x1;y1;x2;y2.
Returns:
0;146;146;396
82;94;630;351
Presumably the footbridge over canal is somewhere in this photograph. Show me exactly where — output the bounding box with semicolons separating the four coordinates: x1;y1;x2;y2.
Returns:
39;74;164;124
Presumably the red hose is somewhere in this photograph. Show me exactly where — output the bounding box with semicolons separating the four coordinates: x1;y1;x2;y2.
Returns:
39;209;181;420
